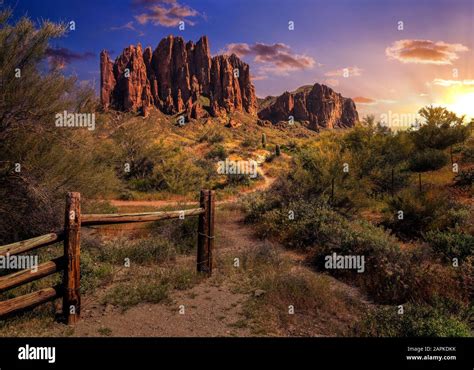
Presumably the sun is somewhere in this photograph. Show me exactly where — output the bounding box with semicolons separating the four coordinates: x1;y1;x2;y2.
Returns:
447;90;474;120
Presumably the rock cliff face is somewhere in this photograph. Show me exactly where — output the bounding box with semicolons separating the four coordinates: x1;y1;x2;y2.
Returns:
100;35;257;118
258;83;358;129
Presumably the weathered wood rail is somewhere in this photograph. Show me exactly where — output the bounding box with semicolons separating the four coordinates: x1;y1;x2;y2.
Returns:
0;189;215;325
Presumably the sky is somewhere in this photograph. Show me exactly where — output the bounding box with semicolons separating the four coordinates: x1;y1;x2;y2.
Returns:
6;0;474;125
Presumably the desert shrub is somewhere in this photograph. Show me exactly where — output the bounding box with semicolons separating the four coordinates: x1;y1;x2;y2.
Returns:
120;157;154;180
382;189;461;239
226;173;252;186
118;191;135;200
454;168;474;187
82;200;118;215
80;250;114;293
99;237;178;265
102;267;201;310
461;139;474;162
398;256;470;305
244;193;471;305
265;153;276;163
205;144;227;160
356;303;471;337
408;148;448;173
242;190;283;224
410;106;468;150
0;12;120;243
103;275;171;309
240;137;257;148
282;140;299;152
368;165;410;196
152;216;198;254
198;128;225;144
131;152;206;194
424;230;474;262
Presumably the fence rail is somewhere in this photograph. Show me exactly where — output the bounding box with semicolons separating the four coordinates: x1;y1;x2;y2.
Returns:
0;189;215;325
82;208;205;225
0;233;63;257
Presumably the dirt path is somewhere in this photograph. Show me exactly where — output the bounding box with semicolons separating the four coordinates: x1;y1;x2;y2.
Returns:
109;176;275;208
72;208;263;337
108;161;276;209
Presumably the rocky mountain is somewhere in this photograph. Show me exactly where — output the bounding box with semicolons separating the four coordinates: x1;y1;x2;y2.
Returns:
258;83;358;130
100;35;257;118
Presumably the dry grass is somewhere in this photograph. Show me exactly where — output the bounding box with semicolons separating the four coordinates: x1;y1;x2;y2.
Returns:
217;243;367;336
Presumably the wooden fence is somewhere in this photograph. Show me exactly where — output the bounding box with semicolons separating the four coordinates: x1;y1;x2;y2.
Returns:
0;189;215;325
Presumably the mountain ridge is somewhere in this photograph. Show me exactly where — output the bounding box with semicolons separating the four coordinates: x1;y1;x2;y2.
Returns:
100;35;358;130
258;83;359;130
100;35;257;119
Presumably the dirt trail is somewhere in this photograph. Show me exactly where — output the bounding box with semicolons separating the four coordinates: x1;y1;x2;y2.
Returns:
73;209;263;337
109;174;275;208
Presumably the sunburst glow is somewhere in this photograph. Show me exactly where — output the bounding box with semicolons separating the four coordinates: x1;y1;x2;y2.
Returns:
446;90;474;121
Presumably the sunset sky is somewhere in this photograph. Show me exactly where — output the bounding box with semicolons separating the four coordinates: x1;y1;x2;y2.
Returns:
7;0;474;123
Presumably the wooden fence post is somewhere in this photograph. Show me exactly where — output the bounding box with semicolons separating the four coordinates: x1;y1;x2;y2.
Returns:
208;190;215;274
197;189;215;275
63;192;81;325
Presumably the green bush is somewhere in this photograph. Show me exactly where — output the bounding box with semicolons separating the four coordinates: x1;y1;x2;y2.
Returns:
408;149;448;173
424;230;474;262
240;137;257;148
461;141;474;162
198;129;225;144
369;165;410;196
80;250;114;293
356;303;471;337
152;216;198;254
205;144;227;160
99;237;177;265
454;169;474;187
382;189;452;239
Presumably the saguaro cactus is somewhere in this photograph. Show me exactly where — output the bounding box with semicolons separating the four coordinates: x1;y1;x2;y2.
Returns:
262;133;267;149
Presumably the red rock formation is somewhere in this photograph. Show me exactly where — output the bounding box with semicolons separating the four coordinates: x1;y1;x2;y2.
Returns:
100;51;116;111
100;35;257;118
229;54;257;115
209;54;258;116
258;83;359;130
163;88;175;114
175;89;185;113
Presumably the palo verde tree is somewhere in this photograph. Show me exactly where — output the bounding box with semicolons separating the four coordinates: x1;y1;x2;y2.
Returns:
407;106;468;192
411;106;469;152
0;9;115;243
343;115;412;197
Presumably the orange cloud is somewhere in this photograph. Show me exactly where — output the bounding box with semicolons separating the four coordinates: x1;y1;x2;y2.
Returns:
353;97;396;105
386;39;468;65
353;96;376;104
